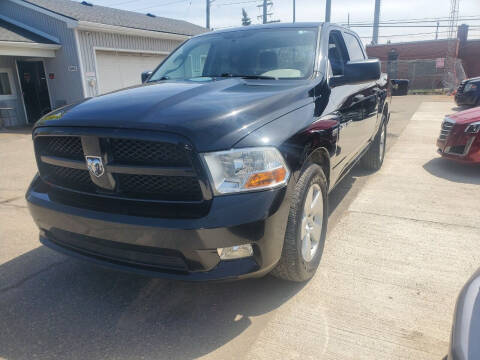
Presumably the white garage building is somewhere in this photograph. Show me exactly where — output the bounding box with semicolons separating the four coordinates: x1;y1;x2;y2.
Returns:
0;0;205;127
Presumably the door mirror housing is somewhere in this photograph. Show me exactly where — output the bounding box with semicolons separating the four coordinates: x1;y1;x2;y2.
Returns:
141;71;153;83
329;59;381;87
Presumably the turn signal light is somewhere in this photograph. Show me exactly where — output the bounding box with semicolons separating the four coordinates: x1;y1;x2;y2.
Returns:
245;167;287;189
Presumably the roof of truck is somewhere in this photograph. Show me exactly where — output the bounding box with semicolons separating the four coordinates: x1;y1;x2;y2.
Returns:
197;22;326;37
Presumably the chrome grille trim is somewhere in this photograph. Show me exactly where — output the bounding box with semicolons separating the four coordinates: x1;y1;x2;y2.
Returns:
439;118;455;141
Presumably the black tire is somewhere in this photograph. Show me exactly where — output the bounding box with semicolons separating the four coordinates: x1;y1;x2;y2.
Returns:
361;115;387;171
271;164;328;282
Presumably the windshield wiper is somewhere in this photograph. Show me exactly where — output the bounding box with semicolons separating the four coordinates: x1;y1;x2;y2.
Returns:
219;73;277;80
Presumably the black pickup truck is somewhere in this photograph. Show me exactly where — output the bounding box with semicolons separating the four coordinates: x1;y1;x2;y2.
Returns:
27;23;390;282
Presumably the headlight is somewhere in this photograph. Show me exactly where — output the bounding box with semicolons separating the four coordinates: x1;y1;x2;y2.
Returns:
202;147;289;194
465;121;480;134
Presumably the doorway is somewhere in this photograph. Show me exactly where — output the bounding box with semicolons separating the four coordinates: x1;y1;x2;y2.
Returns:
17;61;51;123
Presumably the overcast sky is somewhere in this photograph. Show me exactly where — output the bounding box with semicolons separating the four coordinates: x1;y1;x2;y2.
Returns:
76;0;480;44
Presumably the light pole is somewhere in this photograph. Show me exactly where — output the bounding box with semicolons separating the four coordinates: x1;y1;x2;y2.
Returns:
206;0;211;29
372;0;381;45
325;0;331;22
293;0;295;23
263;0;267;24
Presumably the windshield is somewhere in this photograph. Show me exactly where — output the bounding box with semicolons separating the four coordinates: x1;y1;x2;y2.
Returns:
148;27;318;82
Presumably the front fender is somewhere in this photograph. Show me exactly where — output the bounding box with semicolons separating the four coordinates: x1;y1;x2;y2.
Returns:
234;103;337;185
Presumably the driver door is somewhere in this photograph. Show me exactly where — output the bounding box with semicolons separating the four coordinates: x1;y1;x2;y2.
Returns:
327;30;359;169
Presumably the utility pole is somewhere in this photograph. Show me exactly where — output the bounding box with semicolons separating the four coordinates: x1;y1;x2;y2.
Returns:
263;0;267;24
435;21;440;40
347;13;350;28
257;0;276;24
444;0;460;92
206;0;210;29
293;0;295;23
372;0;381;45
325;0;331;22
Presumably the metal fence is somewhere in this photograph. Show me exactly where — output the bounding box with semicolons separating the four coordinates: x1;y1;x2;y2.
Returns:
380;58;466;92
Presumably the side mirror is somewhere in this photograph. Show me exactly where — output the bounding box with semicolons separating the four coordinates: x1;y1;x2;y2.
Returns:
141;71;152;83
329;59;381;87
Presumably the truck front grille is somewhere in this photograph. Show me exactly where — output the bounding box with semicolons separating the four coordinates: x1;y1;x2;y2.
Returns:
110;138;191;166
36;136;84;160
34;133;206;204
42;163;94;192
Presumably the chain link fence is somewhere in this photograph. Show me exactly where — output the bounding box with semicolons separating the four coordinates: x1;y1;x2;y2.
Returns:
380;58;466;93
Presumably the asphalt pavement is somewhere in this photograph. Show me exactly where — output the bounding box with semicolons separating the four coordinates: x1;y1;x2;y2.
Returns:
1;95;478;360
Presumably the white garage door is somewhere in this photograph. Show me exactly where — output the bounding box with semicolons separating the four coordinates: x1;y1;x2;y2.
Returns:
96;50;166;94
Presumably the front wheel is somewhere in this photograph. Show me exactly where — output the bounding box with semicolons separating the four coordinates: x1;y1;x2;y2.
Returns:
271;164;328;282
361;116;387;171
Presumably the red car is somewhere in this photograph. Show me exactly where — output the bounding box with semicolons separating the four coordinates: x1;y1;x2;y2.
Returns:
437;107;480;163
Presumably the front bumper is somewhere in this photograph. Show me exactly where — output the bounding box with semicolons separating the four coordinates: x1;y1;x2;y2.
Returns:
437;127;480;164
27;175;292;281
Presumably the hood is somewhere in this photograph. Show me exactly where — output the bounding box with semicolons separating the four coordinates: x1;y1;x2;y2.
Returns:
449;107;480;125
36;79;314;151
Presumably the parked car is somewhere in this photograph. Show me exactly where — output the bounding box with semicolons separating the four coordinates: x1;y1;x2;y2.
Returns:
455;77;480;107
447;268;480;360
26;23;390;282
437;107;480;163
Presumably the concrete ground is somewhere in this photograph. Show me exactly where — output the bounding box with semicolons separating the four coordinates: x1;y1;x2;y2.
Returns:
0;96;479;360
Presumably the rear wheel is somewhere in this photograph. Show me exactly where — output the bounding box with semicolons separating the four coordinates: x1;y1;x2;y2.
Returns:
271;164;328;282
361;115;387;171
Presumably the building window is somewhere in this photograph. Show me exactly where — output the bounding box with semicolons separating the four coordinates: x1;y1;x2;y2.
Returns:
0;69;16;99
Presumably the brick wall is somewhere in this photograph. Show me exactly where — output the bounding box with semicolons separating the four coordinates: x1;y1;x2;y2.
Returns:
366;40;452;61
366;39;480;78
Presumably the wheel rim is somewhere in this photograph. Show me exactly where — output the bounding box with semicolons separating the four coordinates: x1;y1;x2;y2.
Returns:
301;183;323;262
379;123;386;161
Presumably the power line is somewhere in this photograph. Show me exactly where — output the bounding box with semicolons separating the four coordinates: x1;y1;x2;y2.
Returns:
349;24;478;28
344;18;480;26
360;30;452;39
343;14;480;25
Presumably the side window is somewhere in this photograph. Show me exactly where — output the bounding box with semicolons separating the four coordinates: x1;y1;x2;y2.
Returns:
464;82;478;92
343;33;365;61
328;31;348;76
